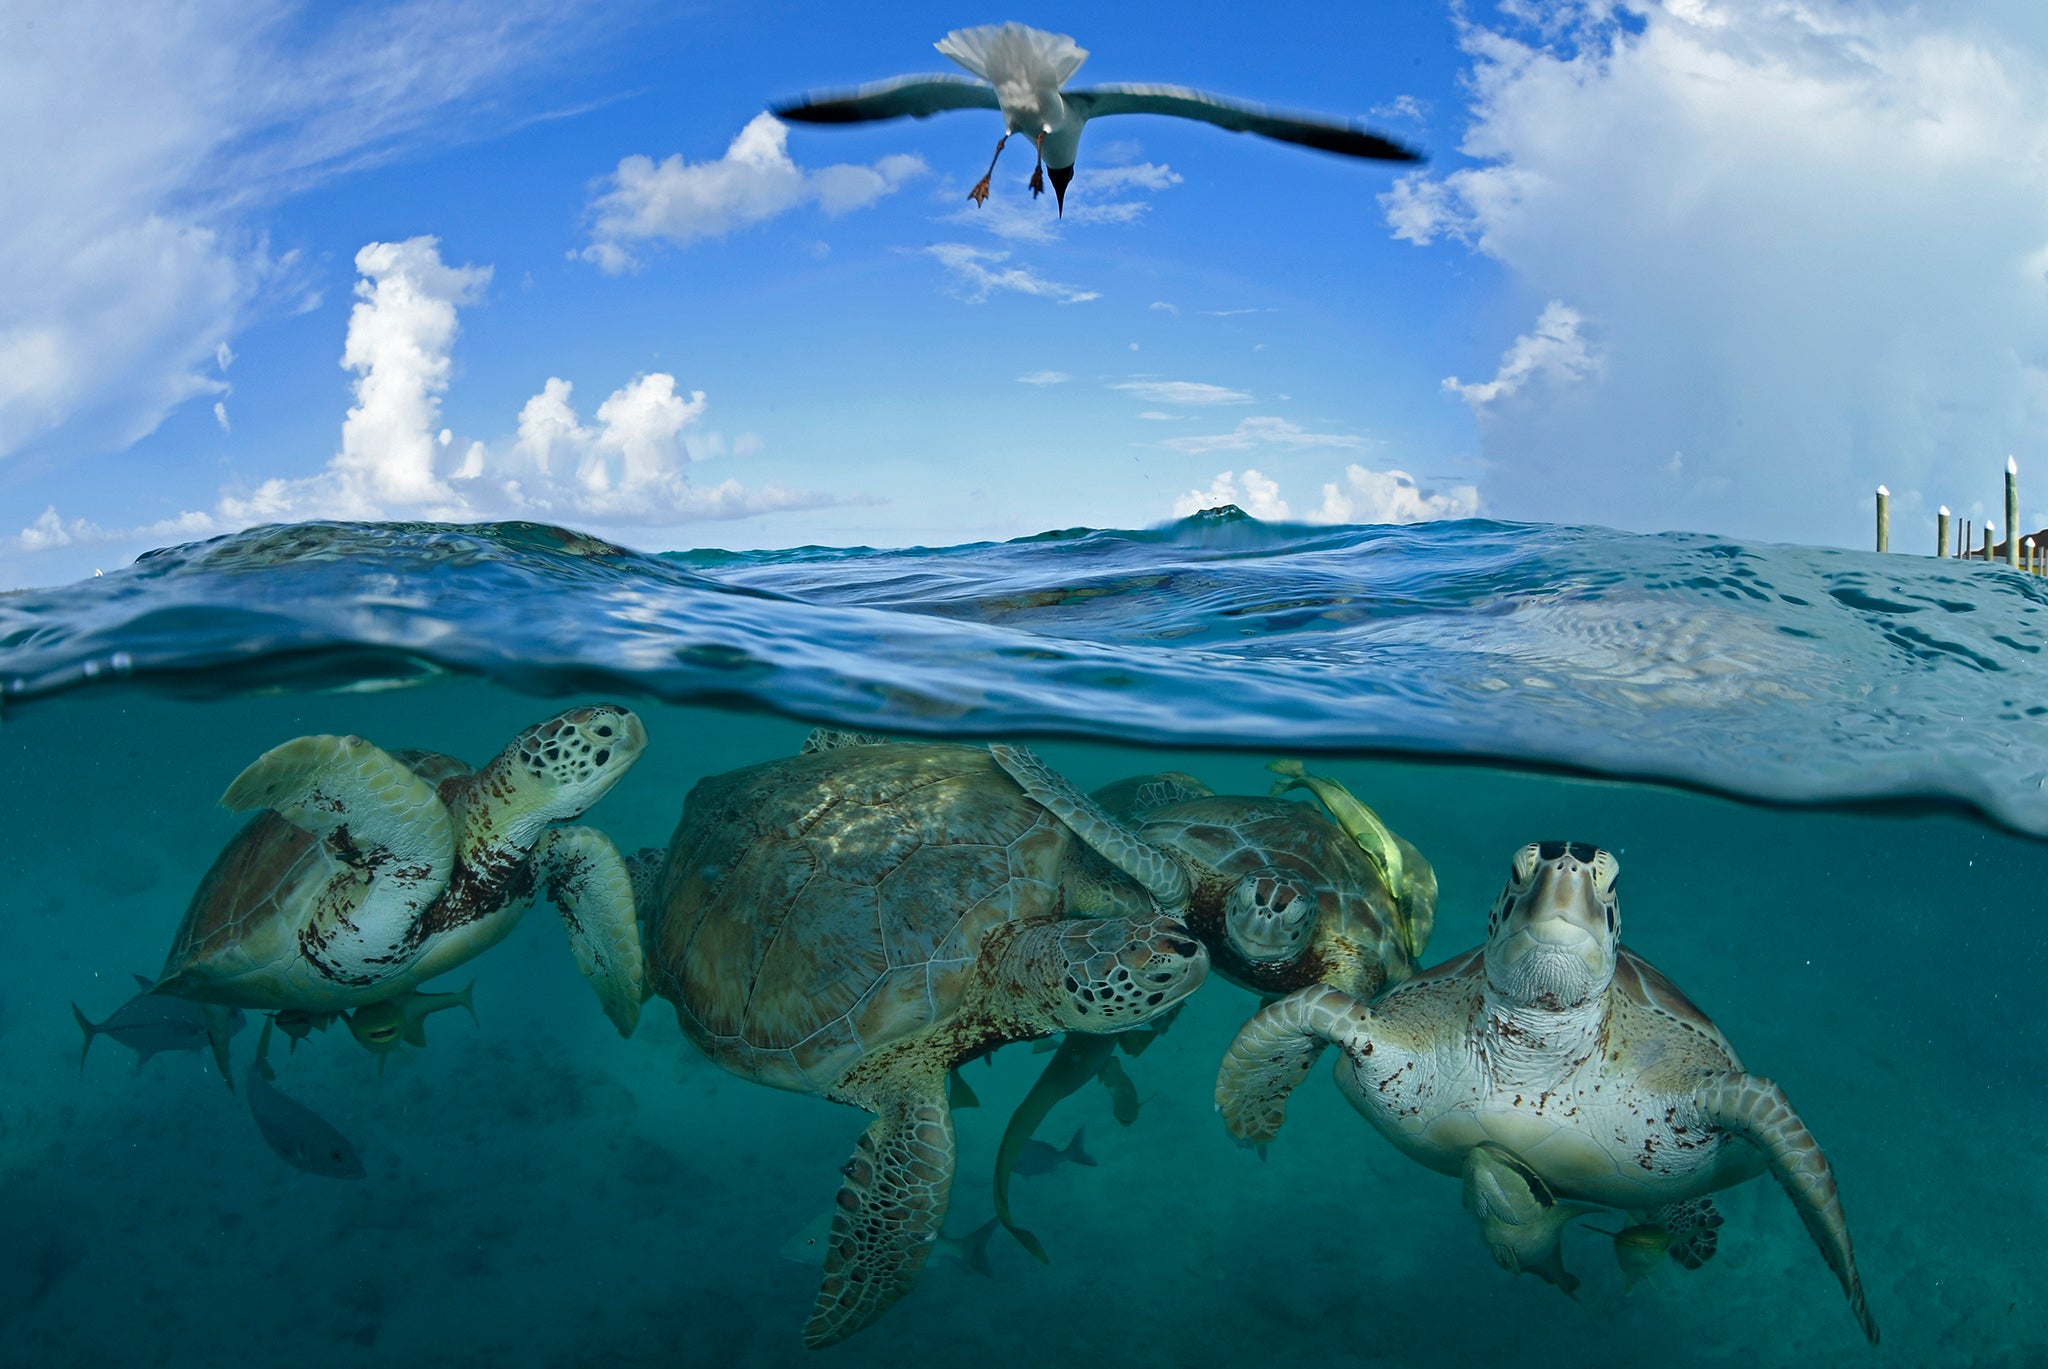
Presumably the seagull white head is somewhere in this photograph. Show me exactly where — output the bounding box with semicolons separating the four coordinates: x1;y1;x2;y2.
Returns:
773;23;1422;217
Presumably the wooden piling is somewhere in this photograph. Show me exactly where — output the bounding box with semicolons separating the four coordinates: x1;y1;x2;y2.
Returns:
2008;457;2022;568
1875;486;1890;552
1937;506;1950;558
1984;524;1997;560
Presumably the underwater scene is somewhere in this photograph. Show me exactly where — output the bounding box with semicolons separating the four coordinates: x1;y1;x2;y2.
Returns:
3;513;2045;1368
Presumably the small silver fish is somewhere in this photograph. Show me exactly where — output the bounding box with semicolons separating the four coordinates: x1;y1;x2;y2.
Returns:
246;1022;365;1180
73;974;245;1072
1013;1128;1096;1176
781;1212;997;1274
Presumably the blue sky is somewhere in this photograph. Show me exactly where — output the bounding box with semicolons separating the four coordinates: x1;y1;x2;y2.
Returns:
8;0;2048;587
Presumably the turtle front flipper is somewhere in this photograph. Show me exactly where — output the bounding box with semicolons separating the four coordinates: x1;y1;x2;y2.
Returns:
533;826;644;1038
805;1091;954;1349
221;734;456;979
202;1003;240;1091
988;744;1190;912
1462;1142;1596;1298
1214;983;1371;1150
1695;1073;1878;1345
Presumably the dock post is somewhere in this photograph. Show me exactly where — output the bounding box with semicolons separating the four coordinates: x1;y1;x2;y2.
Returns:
1984;524;1997;561
1937;506;1950;558
1875;486;1890;552
2008;457;2021;568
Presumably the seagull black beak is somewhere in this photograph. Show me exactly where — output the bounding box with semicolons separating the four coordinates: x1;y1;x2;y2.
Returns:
1050;164;1073;217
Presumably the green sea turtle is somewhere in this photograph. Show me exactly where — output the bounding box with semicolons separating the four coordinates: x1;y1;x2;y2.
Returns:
993;759;1433;1256
1215;841;1877;1344
1112;769;1427;999
154;705;649;1084
641;738;1209;1347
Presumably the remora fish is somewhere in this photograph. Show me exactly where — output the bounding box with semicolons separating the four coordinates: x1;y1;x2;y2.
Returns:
1012;1128;1096;1176
246;1021;366;1180
781;1213;999;1275
994;1034;1115;1262
346;982;476;1064
73;974;246;1072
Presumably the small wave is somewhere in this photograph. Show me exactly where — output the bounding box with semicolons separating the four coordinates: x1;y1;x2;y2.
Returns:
4;509;2047;835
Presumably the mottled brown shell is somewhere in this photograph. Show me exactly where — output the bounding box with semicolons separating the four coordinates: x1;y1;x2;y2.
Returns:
647;743;1079;1096
1136;796;1415;998
156;750;473;993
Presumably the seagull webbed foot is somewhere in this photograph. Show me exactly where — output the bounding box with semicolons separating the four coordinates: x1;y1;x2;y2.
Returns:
968;176;993;207
1029;165;1045;198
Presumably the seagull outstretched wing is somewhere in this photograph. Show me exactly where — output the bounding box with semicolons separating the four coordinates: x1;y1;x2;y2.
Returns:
773;74;1000;124
1065;84;1422;162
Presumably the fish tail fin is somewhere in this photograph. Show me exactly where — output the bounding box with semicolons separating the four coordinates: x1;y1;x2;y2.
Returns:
959;1217;998;1276
947;1068;980;1110
255;1019;277;1082
71;1004;97;1072
1066;1127;1096;1167
456;979;477;1024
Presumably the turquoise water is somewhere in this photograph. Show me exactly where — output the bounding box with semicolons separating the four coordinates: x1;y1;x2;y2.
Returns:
2;514;2043;1366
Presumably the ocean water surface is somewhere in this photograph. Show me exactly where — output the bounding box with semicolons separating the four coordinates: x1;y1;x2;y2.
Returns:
1;512;2042;1367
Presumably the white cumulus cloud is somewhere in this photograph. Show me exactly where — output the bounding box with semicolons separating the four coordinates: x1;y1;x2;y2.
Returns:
32;236;843;547
1172;465;1480;525
1173;469;1292;520
581;114;927;271
1386;0;2048;542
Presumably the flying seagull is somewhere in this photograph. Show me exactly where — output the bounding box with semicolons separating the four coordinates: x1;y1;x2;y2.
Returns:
772;23;1423;215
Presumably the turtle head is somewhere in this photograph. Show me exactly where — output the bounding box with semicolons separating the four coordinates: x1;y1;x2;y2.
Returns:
1222;865;1318;965
505;705;648;822
1050;913;1208;1032
1483;842;1620;1011
347;1000;406;1053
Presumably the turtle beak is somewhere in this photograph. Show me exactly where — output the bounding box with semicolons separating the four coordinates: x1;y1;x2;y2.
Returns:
1050;164;1073;217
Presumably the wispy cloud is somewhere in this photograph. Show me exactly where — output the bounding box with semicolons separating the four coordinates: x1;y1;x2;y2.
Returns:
1017;370;1072;386
922;244;1099;304
1112;379;1251;406
1157;416;1367;456
1369;94;1431;123
1442;301;1601;411
2;0;622;469
581;114;927;271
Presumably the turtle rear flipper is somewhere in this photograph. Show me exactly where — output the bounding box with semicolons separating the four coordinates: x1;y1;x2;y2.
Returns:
1638;1196;1723;1270
535;826;644;1038
988;744;1189;912
805;1091;954;1349
1695;1073;1877;1345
